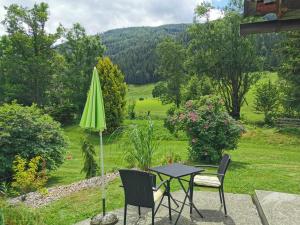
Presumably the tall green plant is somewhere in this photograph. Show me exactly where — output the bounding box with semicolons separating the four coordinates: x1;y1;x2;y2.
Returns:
125;120;158;171
96;57;127;133
127;100;136;119
254;80;280;124
81;138;98;179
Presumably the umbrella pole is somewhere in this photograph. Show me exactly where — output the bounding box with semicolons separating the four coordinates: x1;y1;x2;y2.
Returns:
100;131;105;216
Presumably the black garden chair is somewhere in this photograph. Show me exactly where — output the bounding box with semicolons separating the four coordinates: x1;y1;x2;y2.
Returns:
191;154;231;216
119;169;171;225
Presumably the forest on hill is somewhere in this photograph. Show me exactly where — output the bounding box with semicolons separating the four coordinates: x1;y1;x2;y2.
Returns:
101;24;189;84
101;23;283;84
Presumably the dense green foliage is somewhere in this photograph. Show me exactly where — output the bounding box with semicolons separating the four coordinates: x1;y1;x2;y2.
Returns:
58;24;105;113
153;38;187;107
0;3;105;123
182;75;214;102
254;80;280;124
101;24;188;84
81;138;98;179
0;102;67;182
279;31;300;116
44;104;77;125
187;6;262;119
0;3;63;106
165;96;244;162
96;57;127;133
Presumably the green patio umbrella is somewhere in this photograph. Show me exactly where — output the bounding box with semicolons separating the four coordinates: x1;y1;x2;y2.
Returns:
80;67;107;216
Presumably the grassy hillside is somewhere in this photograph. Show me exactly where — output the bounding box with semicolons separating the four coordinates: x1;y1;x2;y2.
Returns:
126;72;278;122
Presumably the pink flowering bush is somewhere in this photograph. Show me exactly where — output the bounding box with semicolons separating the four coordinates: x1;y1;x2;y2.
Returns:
165;96;244;163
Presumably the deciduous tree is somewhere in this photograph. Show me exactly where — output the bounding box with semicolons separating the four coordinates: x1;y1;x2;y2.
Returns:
59;23;105;113
187;5;262;119
0;3;63;106
279;31;300;116
154;38;187;107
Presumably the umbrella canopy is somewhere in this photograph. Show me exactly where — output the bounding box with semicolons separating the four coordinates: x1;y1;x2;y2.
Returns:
80;67;107;216
80;67;106;131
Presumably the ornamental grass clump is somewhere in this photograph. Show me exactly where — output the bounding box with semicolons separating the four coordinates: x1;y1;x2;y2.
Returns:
165;96;244;163
125;119;158;171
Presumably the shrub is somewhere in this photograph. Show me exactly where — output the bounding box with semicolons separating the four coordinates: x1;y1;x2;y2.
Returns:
81;138;98;179
127;100;136;119
0;102;68;181
125;119;158;171
139;97;144;101
12;156;48;197
254;80;280;125
44;104;77;125
165;96;244;163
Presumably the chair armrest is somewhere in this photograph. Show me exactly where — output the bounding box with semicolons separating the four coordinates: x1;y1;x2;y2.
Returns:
197;172;225;176
153;180;168;191
195;165;218;168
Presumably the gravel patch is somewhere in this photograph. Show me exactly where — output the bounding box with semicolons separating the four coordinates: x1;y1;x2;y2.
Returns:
8;172;119;208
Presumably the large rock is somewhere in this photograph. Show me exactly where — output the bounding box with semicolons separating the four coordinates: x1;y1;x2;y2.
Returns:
90;214;118;225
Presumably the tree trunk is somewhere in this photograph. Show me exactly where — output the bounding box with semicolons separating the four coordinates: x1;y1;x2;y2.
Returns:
231;79;241;120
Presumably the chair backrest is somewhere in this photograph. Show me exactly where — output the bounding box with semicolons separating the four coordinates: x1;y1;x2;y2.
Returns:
217;154;231;184
119;169;155;208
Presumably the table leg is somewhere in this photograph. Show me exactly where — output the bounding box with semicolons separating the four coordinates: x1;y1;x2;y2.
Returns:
157;174;179;208
177;178;204;219
174;182;189;225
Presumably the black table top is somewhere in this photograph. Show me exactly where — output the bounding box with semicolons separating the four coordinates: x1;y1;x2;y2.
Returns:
149;163;204;178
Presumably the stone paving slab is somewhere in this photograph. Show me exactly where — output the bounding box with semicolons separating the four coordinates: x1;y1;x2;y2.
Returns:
75;191;262;225
254;190;300;225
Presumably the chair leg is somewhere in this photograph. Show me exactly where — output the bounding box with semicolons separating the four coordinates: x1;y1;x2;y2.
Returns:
190;182;194;214
152;207;155;225
219;188;223;205
124;203;127;225
138;206;141;217
167;181;172;220
221;187;227;216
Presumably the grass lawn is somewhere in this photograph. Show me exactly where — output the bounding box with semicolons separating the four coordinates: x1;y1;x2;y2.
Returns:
19;72;300;225
40;123;300;225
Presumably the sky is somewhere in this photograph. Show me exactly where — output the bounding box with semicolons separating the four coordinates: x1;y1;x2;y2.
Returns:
0;0;229;35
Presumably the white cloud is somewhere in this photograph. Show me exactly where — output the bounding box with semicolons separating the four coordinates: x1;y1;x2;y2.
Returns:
0;0;224;35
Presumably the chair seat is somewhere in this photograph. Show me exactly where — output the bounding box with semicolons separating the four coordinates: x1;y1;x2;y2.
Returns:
194;175;221;187
153;188;164;202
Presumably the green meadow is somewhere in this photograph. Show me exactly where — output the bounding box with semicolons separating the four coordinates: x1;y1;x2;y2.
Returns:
31;72;300;224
